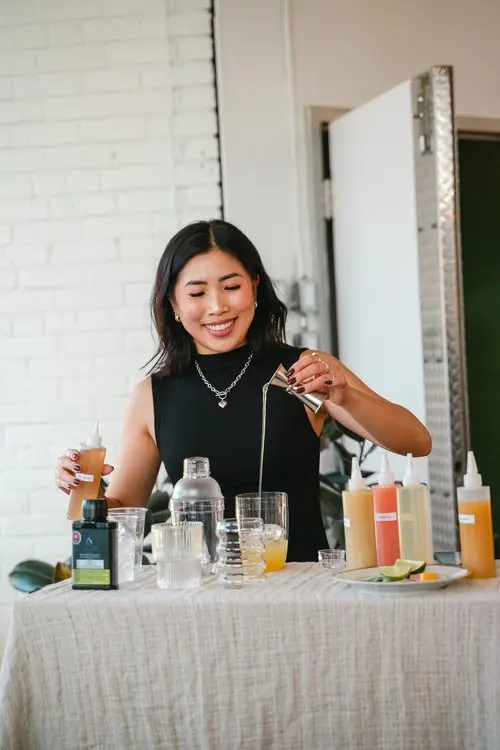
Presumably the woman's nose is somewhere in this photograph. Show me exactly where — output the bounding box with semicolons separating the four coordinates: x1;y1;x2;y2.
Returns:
208;294;229;315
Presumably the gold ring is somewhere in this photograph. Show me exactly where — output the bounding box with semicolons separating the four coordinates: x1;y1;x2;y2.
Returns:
312;351;329;373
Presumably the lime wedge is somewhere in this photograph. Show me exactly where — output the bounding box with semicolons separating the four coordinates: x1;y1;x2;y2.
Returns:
396;559;426;575
379;561;412;580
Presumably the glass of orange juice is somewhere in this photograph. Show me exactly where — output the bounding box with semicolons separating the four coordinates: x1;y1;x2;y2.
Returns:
235;492;288;572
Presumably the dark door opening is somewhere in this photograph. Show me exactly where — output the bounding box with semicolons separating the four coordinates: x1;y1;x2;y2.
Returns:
459;134;500;534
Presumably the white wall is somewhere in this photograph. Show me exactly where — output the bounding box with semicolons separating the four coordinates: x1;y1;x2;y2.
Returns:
292;0;500;115
0;0;221;651
216;0;500;324
215;0;302;283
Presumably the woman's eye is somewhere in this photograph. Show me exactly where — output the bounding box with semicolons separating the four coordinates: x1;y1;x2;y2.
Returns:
225;285;241;291
189;291;205;298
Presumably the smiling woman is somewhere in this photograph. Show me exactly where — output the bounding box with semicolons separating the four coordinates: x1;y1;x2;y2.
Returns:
55;219;432;562
169;250;258;356
147;220;287;374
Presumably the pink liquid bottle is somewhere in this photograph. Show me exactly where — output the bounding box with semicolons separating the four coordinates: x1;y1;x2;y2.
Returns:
373;452;400;566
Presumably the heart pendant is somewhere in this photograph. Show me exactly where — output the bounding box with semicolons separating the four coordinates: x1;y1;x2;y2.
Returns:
218;399;227;408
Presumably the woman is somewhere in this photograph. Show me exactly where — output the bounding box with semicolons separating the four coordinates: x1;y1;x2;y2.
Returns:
55;219;431;561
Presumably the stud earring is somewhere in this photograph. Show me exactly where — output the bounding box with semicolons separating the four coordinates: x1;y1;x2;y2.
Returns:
254;300;258;308
174;312;180;322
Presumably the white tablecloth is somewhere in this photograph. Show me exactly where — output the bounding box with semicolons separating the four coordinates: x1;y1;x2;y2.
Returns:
1;563;500;750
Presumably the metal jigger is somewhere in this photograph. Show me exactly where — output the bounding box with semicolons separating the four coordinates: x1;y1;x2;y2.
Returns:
268;364;327;414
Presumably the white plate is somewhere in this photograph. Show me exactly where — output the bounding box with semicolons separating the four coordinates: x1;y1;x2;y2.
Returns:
333;564;469;592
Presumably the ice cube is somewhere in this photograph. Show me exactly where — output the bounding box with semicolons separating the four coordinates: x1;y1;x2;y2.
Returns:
263;523;283;542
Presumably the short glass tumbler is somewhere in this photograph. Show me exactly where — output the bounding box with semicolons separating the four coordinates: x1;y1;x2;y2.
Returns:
318;549;346;570
216;517;266;589
156;522;204;590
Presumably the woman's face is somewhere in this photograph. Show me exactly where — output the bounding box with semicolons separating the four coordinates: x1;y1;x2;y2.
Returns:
172;248;258;355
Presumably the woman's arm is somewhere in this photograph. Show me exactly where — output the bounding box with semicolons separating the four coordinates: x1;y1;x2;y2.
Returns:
290;351;432;457
103;378;162;508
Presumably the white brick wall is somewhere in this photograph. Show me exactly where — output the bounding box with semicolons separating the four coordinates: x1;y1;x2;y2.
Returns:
0;0;221;651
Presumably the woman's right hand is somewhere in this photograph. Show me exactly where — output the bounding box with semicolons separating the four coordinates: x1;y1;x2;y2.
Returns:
55;449;114;495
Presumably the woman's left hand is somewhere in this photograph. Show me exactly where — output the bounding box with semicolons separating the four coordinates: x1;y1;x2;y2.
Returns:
287;351;350;407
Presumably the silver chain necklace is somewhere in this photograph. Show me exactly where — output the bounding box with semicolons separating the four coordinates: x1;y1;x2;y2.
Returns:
195;351;254;408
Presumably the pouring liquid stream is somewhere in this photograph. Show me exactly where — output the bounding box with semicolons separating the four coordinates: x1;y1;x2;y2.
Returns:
258;382;270;500
255;381;288;571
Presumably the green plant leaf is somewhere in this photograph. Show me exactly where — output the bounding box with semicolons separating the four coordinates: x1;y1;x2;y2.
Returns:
319;478;342;497
147;488;170;515
322;471;350;487
151;508;170;525
9;560;55;593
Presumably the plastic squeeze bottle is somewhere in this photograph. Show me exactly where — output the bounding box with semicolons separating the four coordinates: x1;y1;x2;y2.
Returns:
67;421;107;522
342;457;377;569
397;453;433;563
457;451;496;579
373;453;400;566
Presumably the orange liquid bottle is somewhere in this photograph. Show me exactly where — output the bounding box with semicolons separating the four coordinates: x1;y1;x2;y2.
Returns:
373;453;400;566
342;457;377;569
457;451;496;579
67;421;106;522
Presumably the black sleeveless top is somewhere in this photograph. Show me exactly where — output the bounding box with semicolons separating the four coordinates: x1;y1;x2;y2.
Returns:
151;343;327;561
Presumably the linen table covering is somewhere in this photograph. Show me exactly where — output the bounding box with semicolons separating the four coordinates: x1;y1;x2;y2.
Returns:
1;563;500;749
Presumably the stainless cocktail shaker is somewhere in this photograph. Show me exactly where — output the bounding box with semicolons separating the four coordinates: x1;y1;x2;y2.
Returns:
268;364;327;414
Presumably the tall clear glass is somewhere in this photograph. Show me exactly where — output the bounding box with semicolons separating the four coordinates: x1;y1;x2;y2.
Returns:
107;507;147;574
108;510;138;583
235;492;288;572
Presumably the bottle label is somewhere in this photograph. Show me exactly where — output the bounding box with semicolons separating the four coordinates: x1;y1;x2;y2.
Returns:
376;512;397;522
72;528;115;587
75;472;94;482
344;517;351;528
459;513;475;525
73;569;110;585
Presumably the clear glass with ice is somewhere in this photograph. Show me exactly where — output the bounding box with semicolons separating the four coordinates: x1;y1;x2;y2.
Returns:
108;510;138;583
107;507;147;574
236;492;288;572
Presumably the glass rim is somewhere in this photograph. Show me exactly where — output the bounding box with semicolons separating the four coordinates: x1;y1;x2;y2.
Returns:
235;492;288;501
318;548;345;556
107;507;147;515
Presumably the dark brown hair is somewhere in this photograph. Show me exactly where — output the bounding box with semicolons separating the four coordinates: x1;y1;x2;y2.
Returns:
146;219;287;376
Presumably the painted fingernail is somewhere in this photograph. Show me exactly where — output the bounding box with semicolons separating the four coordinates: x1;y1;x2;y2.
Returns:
296;386;305;394
70;451;78;460
74;464;80;472
67;482;72;490
325;380;333;385
287;377;296;385
288;368;295;376
74;478;81;486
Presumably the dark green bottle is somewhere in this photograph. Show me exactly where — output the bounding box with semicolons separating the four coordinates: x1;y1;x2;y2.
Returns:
72;498;118;590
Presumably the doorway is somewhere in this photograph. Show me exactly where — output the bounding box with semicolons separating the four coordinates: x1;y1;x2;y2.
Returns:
458;133;500;533
313;109;500;534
